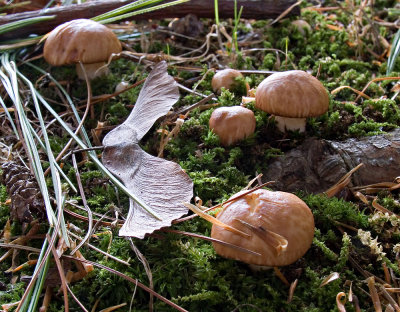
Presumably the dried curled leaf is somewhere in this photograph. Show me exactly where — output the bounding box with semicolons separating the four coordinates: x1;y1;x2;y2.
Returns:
103;61;180;145
102;61;193;238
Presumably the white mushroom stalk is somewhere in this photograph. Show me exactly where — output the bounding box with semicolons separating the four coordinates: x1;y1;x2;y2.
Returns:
274;116;307;133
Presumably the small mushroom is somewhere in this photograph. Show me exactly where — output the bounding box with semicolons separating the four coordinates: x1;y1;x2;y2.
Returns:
43;19;122;80
209;106;256;146
255;70;329;132
211;189;315;267
211;68;249;95
115;81;130;93
291;20;312;36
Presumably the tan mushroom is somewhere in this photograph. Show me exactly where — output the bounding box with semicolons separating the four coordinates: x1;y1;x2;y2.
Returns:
212;68;249;95
209;106;256;146
43;19;122;80
211;189;315;267
291;20;312;36
255;70;329;132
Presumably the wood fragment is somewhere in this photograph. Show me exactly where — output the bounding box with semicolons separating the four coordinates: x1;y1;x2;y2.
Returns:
264;129;400;194
0;0;300;41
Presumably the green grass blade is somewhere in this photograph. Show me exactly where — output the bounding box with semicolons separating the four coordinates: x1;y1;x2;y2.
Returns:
95;0;189;25
0;16;55;35
0;92;19;139
92;0;163;22
26;122;77;193
16;68;71;245
17;232;50;312
29;87;162;220
1;53;59;228
387;29;400;75
214;0;220;25
25;62;93;148
23;63;161;219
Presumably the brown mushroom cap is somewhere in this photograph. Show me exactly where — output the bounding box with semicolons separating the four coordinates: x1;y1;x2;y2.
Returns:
255;70;329;118
209;106;256;146
212;69;247;95
43;19;122;66
211;189;315;266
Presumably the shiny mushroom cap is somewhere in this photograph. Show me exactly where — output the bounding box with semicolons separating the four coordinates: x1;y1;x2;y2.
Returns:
44;19;122;66
209;106;256;146
43;19;121;80
255;70;329;132
211;189;315;267
255;70;329;118
212;68;249;95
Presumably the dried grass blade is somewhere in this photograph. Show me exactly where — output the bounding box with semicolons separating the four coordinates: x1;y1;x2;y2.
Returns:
99;303;127;312
380;286;400;312
367;276;382;312
336;292;347;312
184;202;250;238
372;197;397;216
235;218;288;255
162;229;261;256
331;86;371;99
269;0;302;25
63;255;189;312
320;272;340;287
324;163;363;197
287;279;298;303
48;234;69;312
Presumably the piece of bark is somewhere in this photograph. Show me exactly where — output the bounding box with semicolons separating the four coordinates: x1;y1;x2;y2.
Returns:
263;129;400;194
0;0;300;40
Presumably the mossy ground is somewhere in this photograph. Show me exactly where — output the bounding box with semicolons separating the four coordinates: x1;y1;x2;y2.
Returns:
1;0;400;311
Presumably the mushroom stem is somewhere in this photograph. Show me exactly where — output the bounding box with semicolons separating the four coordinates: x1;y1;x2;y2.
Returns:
76;62;109;80
274;116;307;133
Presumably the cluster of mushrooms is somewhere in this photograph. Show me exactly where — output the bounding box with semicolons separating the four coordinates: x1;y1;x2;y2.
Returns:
42;19;319;268
209;67;330;142
208;68;329;267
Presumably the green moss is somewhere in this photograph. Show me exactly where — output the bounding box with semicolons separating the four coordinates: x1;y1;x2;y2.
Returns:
348;120;394;137
303;194;369;230
335;232;351;271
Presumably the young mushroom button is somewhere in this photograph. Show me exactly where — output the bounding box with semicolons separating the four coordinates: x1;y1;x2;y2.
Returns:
211;189;315;267
209;106;256;146
255;70;329;132
212;68;249;95
43;19;122;80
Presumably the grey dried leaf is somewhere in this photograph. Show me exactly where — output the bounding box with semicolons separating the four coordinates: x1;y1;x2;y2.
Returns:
103;143;193;238
102;61;193;238
103;61;180;145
